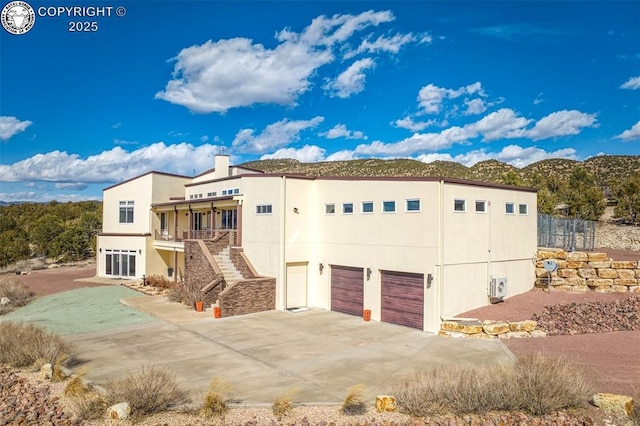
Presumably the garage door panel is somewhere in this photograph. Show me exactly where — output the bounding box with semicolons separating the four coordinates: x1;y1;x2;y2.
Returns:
331;265;363;316
381;270;424;329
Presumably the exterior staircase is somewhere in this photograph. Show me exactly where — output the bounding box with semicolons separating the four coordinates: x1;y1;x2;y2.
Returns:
213;247;244;284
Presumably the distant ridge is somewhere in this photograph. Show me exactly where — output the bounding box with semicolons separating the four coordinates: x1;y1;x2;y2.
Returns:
241;155;640;188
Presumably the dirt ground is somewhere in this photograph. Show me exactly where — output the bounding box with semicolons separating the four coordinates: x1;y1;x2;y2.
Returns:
13;265;100;295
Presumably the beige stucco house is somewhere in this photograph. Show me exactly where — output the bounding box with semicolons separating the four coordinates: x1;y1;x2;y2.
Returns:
97;155;537;332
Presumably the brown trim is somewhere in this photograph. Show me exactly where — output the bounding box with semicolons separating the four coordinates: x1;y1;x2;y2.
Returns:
185;175;241;187
169;197;185;201
98;232;151;237
152;195;234;208
103;171;190;192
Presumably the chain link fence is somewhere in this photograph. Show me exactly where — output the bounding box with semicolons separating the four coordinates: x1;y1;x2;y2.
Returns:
537;214;596;252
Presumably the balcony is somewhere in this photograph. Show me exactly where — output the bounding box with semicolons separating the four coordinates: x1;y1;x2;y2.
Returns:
153;228;237;251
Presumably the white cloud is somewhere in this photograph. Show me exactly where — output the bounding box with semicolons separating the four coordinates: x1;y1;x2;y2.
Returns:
324;58;376;98
467;108;531;141
533;92;544;105
620;76;640;90
415;144;577;167
200;135;209;142
0;116;32;141
113;139;139;145
392;116;436;132
111;122;123;129
156;11;394;113
526;110;597;140
321;124;367;140
260;145;326;162
0;142;223;184
232;117;324;153
349;32;423;57
55;183;88;190
417;82;486;114
464;98;487;115
615;120;640;140
326;150;356;161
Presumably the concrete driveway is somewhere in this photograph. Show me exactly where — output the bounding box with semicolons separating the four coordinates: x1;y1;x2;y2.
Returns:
65;295;515;404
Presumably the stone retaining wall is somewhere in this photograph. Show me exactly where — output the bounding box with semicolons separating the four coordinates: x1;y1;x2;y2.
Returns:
536;248;640;293
439;320;546;339
218;277;276;317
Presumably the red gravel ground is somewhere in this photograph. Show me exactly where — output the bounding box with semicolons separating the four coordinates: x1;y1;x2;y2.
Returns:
461;248;640;397
15;265;101;296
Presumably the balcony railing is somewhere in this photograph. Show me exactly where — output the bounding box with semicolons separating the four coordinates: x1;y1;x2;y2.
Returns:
154;229;236;242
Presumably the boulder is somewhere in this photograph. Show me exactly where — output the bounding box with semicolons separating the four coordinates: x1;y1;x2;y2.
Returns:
588;261;612;269
587;252;610;262
578;268;597;279
483;322;510;335
566;251;588;262
529;330;547;338
612;285;629;293
375;395;397;412
557;268;578;278
537;249;565;260
586;278;613;287
566;261;587;269
441;321;483;334
500;331;531;339
438;330;468;338
107;402;131;420
40;364;52;380
612;261;638;269
509;320;537;332
617;269;636;280
592;393;634;417
597;269;618;279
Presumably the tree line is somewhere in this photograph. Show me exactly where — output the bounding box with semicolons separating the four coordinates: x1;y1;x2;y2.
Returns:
501;167;640;223
0;200;102;268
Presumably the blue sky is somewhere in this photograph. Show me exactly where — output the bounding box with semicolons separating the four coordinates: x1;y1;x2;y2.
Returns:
1;1;639;202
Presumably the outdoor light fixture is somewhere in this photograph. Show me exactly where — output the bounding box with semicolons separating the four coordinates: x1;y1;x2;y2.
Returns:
366;267;372;280
319;263;324;274
139;249;142;254
99;248;102;253
293;207;299;213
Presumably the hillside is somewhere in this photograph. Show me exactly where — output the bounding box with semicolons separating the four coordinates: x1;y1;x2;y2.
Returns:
242;155;640;187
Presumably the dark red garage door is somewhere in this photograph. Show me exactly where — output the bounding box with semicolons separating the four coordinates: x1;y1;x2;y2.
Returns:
331;265;364;316
381;270;424;329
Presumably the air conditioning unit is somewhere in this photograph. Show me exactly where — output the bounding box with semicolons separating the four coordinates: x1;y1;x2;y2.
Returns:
489;277;508;298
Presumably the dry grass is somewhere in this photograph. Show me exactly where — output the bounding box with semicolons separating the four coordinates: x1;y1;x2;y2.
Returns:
272;395;294;418
393;354;593;417
341;384;368;415
0;276;34;314
631;392;640;425
64;371;107;420
199;377;232;418
105;366;190;417
0;321;71;368
144;274;175;289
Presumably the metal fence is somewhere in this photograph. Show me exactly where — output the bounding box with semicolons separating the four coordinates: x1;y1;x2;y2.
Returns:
537;214;596;251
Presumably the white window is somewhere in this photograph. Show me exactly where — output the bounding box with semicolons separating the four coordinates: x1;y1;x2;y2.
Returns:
189;194;195;200
454;199;466;212
256;204;272;214
519;203;528;215
342;203;354;214
198;193;203;199
325;203;335;214
119;201;134;223
233;188;240;194
382;201;396;213
361;201;374;213
207;192;215;197
406;199;420;212
475;200;486;213
505;202;515;214
222;190;227;195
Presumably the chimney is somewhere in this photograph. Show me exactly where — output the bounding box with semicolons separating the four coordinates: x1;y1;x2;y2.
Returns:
214;155;230;179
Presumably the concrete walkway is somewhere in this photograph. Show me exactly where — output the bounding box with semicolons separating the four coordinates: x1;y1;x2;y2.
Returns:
65;295;516;404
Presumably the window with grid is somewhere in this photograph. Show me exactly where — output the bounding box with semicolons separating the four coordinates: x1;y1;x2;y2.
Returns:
119;201;134;223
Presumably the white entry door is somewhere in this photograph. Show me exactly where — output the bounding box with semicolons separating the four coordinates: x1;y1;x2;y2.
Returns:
286;262;308;309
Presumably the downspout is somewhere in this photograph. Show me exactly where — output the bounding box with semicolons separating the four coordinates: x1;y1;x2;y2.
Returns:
280;176;287;310
438;179;445;327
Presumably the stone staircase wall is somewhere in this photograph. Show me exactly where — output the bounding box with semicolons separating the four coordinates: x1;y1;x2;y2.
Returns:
218;277;276;317
536;248;640;293
184;240;224;306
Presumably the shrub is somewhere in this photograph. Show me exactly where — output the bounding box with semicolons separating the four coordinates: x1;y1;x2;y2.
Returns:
200;378;232;418
144;275;175;290
64;372;107;420
393;354;592;417
105;366;190;417
272;395;294;418
0;276;34;314
341;384;368;415
0;322;71;368
631;392;640;425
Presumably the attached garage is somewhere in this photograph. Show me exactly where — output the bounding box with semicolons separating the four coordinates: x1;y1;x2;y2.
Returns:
381;270;424;329
331;265;363;316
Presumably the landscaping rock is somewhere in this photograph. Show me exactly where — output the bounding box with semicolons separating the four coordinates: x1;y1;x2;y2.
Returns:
0;297;10;306
107;402;131;420
441;320;483;334
375;395;397;412
482;321;510;335
592;393;634;417
40;363;53;380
